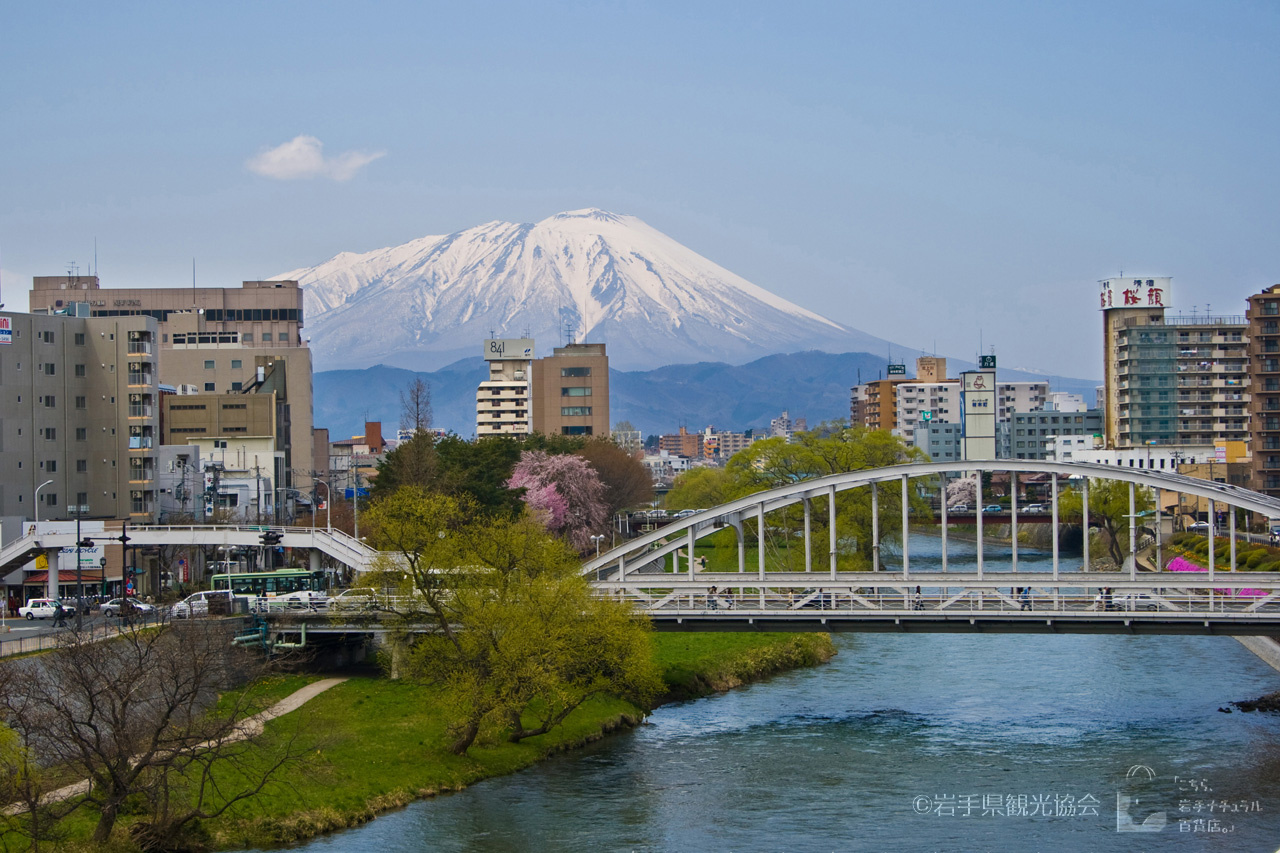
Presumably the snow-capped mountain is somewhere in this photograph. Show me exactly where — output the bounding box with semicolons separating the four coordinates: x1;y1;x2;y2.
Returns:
276;209;895;372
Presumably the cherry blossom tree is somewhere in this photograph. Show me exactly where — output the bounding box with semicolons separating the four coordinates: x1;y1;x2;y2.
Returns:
507;451;607;551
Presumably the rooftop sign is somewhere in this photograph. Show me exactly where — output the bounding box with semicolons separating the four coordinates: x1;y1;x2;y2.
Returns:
484;338;535;361
1099;277;1171;311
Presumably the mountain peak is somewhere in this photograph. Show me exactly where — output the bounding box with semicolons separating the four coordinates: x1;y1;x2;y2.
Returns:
281;210;891;372
549;208;626;224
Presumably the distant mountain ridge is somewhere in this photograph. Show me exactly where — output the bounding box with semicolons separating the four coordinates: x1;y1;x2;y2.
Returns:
277;208;902;372
314;350;1101;441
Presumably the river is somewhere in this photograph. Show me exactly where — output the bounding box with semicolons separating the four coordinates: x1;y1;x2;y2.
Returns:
269;539;1280;852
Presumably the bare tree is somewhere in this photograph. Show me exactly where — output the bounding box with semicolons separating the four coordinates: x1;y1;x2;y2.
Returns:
399;377;433;435
0;620;307;850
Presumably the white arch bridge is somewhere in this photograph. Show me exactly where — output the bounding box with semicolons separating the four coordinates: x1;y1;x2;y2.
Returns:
581;460;1280;635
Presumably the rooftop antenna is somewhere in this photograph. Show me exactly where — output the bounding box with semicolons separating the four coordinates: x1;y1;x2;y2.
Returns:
0;245;5;308
193;258;196;291
94;237;98;278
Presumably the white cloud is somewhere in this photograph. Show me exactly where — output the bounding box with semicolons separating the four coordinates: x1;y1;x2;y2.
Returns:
246;135;385;181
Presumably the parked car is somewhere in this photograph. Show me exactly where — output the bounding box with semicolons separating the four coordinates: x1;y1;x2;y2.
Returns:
983;504;1003;513
99;598;155;618
1187;521;1211;533
18;598;62;620
949;504;970;513
170;590;235;619
1023;503;1046;514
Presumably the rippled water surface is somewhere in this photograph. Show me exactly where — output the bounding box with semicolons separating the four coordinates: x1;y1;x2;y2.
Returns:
268;540;1280;853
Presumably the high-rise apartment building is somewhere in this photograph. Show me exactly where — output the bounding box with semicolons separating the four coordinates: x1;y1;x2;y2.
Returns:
1248;284;1280;497
1100;276;1247;449
477;338;534;436
29;276;313;489
0;310;160;522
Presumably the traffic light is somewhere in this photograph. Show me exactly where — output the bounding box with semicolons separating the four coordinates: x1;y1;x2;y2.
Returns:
260;530;283;546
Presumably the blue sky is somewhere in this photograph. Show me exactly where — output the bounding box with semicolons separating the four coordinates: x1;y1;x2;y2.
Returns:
2;1;1278;378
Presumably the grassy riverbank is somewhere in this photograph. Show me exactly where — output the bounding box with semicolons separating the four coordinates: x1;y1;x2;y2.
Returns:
201;630;835;850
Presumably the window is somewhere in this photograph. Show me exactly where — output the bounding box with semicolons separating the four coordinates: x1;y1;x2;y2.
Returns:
76;492;87;505
213;440;227;449
231;382;242;391
76;459;87;472
242;334;253;343
561;406;593;416
46;460;56;472
261;332;272;342
75;364;86;377
561;387;592;397
561;367;591;377
204;382;215;391
231;359;242;369
561;426;593;436
40;330;54;343
221;403;246;410
204;360;215;369
74;333;85;346
42;363;55;375
75;427;87;441
75;396;86;409
45;493;57;507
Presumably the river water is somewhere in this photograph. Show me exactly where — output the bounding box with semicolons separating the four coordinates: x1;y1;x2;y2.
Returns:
273;539;1280;853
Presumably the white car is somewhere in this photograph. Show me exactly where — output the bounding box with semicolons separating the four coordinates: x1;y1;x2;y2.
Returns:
99;598;155;618
326;588;381;612
1187;521;1211;533
18;598;62;620
170;590;235;619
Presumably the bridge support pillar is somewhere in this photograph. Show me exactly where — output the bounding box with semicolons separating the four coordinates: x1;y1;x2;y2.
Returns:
871;483;879;573
976;470;983;579
828;486;836;579
310;549;321;575
901;474;910;578
1010;473;1018;574
940;474;947;572
803;498;812;573
757;504;765;582
1129;482;1137;581
1051;474;1060;582
1081;477;1089;574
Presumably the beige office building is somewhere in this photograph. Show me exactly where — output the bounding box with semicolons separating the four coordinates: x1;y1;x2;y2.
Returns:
0;309;160;523
530;343;610;437
29;276;313;488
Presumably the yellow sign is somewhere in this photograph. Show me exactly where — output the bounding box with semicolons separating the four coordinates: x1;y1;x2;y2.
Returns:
35;553;49;572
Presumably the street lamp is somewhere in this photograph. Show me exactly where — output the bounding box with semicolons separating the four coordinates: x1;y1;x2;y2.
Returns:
590;534;605;557
312;479;332;532
34;479;53;523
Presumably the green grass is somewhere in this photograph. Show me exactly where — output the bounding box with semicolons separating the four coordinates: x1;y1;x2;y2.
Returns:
25;632;834;850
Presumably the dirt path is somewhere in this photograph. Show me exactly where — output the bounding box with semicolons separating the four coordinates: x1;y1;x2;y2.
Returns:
8;676;349;812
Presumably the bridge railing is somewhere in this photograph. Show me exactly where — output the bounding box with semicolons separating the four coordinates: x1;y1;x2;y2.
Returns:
597;575;1280;619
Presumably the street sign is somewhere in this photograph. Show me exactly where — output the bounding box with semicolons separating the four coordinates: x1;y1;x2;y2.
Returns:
978;355;997;369
886;363;906;375
922;410;933;422
344;487;370;499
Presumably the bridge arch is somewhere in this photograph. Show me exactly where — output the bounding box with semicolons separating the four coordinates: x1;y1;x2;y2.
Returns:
585;460;1280;584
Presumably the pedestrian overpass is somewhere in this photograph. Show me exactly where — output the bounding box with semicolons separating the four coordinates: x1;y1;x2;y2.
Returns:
0;524;376;577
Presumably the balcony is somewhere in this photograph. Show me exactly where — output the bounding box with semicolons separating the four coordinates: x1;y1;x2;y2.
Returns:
127;371;153;387
127;405;154;418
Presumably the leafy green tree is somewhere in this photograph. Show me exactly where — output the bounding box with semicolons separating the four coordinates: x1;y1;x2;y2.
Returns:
664;466;731;511
722;421;928;566
1059;479;1154;568
434;435;525;515
364;489;661;755
371;432;439;498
